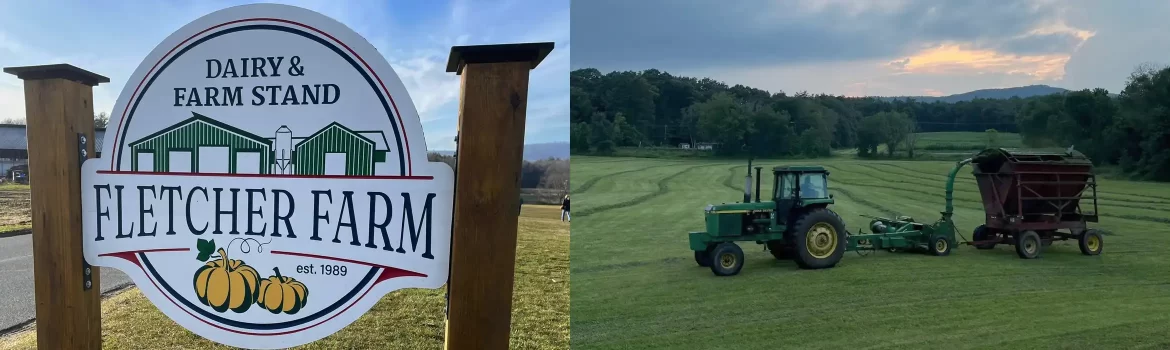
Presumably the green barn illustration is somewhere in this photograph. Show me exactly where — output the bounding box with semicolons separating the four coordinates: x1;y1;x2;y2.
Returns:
130;112;391;176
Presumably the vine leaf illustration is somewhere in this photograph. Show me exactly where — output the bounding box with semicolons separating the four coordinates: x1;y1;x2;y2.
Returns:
196;239;216;262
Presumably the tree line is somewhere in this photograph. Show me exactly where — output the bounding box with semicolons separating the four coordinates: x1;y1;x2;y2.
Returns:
427;152;569;191
571;64;1170;181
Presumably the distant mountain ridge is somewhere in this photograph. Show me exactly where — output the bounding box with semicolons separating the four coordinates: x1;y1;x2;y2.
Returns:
433;142;569;161
879;85;1070;103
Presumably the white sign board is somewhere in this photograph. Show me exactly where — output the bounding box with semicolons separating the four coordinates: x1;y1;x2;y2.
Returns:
80;4;454;349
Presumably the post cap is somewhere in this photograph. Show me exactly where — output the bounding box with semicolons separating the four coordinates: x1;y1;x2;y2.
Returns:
3;64;110;86
445;42;554;75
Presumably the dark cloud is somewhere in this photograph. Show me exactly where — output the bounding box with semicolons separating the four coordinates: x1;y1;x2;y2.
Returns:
571;0;1078;72
995;32;1085;56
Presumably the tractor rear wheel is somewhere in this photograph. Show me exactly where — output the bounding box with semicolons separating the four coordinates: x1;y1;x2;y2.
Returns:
694;246;713;267
790;208;846;270
1015;231;1042;259
972;224;996;250
1079;229;1103;256
929;234;952;256
709;242;744;276
766;240;793;260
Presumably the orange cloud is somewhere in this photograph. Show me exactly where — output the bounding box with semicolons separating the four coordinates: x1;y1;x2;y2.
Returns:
921;88;945;97
888;44;1070;80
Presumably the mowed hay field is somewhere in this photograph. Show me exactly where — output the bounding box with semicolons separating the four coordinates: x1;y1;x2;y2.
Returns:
570;156;1170;349
1;205;568;350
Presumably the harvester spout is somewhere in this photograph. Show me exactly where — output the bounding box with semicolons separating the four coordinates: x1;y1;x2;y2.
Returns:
944;158;973;217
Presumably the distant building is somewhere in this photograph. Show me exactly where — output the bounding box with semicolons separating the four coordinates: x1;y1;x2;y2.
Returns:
695;142;718;150
0;124;107;177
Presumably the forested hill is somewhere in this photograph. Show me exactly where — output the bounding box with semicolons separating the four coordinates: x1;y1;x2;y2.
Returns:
880;85;1069;103
571;66;1170;181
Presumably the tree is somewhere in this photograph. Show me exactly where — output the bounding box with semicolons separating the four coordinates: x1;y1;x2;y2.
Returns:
882;111;911;157
600;71;659;145
696;93;752;155
568;65;1170;181
856;115;886;157
678;104;700;147
611;112;642;146
570;87;594;124
570;122;591;153
985;129;999;148
904;117;918;158
589;113;616;154
95;112;110;128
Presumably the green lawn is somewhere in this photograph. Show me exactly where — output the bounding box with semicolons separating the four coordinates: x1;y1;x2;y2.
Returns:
570;155;1170;349
916;131;1024;150
1;205;568;350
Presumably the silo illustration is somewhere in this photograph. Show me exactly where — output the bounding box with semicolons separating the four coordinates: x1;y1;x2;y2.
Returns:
274;125;293;174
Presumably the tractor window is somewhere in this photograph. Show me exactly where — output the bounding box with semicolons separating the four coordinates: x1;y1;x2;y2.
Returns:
799;173;827;199
776;173;797;199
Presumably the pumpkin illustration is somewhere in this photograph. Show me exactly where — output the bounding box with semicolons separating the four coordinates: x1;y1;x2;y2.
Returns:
257;267;309;314
193;248;261;313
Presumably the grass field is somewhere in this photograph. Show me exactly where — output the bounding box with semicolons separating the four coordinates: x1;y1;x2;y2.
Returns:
0;184;30;235
916;131;1024;150
570;155;1170;349
0;205;568;350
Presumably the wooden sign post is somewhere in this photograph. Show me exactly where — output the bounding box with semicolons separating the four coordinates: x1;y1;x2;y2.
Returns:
443;42;553;350
3;63;109;349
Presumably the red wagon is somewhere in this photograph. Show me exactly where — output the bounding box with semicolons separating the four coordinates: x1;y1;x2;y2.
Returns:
967;148;1104;259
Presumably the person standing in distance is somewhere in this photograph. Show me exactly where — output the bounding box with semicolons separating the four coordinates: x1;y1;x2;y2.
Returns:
561;194;571;222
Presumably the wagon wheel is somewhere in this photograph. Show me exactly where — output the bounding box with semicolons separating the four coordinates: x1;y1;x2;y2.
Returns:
1078;229;1103;256
1015;231;1042;259
928;234;951;256
971;224;996;250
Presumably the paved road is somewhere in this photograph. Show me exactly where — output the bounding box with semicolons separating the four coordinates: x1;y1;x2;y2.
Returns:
0;234;130;331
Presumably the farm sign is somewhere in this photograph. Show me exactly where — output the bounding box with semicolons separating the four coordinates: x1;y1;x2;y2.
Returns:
80;4;453;348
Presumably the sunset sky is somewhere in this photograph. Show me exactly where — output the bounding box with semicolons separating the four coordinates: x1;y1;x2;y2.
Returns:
572;0;1170;97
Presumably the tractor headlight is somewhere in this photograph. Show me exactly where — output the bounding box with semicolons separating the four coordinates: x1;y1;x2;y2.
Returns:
704;204;715;213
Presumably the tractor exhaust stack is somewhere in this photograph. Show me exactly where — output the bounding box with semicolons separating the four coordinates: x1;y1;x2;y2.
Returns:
754;167;762;202
743;158;753;203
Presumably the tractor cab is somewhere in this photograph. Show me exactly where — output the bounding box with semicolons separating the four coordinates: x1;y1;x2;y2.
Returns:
772;166;833;221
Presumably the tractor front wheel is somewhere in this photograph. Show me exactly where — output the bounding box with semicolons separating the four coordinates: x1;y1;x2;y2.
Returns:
1015;231;1042;259
929;235;952;256
709;242;744;276
790;208;846;270
694;246;713;267
1079;229;1103;256
766;240;793;260
972;224;996;250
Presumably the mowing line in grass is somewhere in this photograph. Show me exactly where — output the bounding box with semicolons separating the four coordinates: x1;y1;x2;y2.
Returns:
571;157;1170;349
571;162;683;194
574;164;722;218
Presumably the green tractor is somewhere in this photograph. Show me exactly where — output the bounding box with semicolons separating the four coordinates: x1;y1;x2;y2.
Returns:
689;164;847;276
689;159;966;276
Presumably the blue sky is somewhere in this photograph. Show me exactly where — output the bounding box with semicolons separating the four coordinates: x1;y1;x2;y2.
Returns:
0;0;569;150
